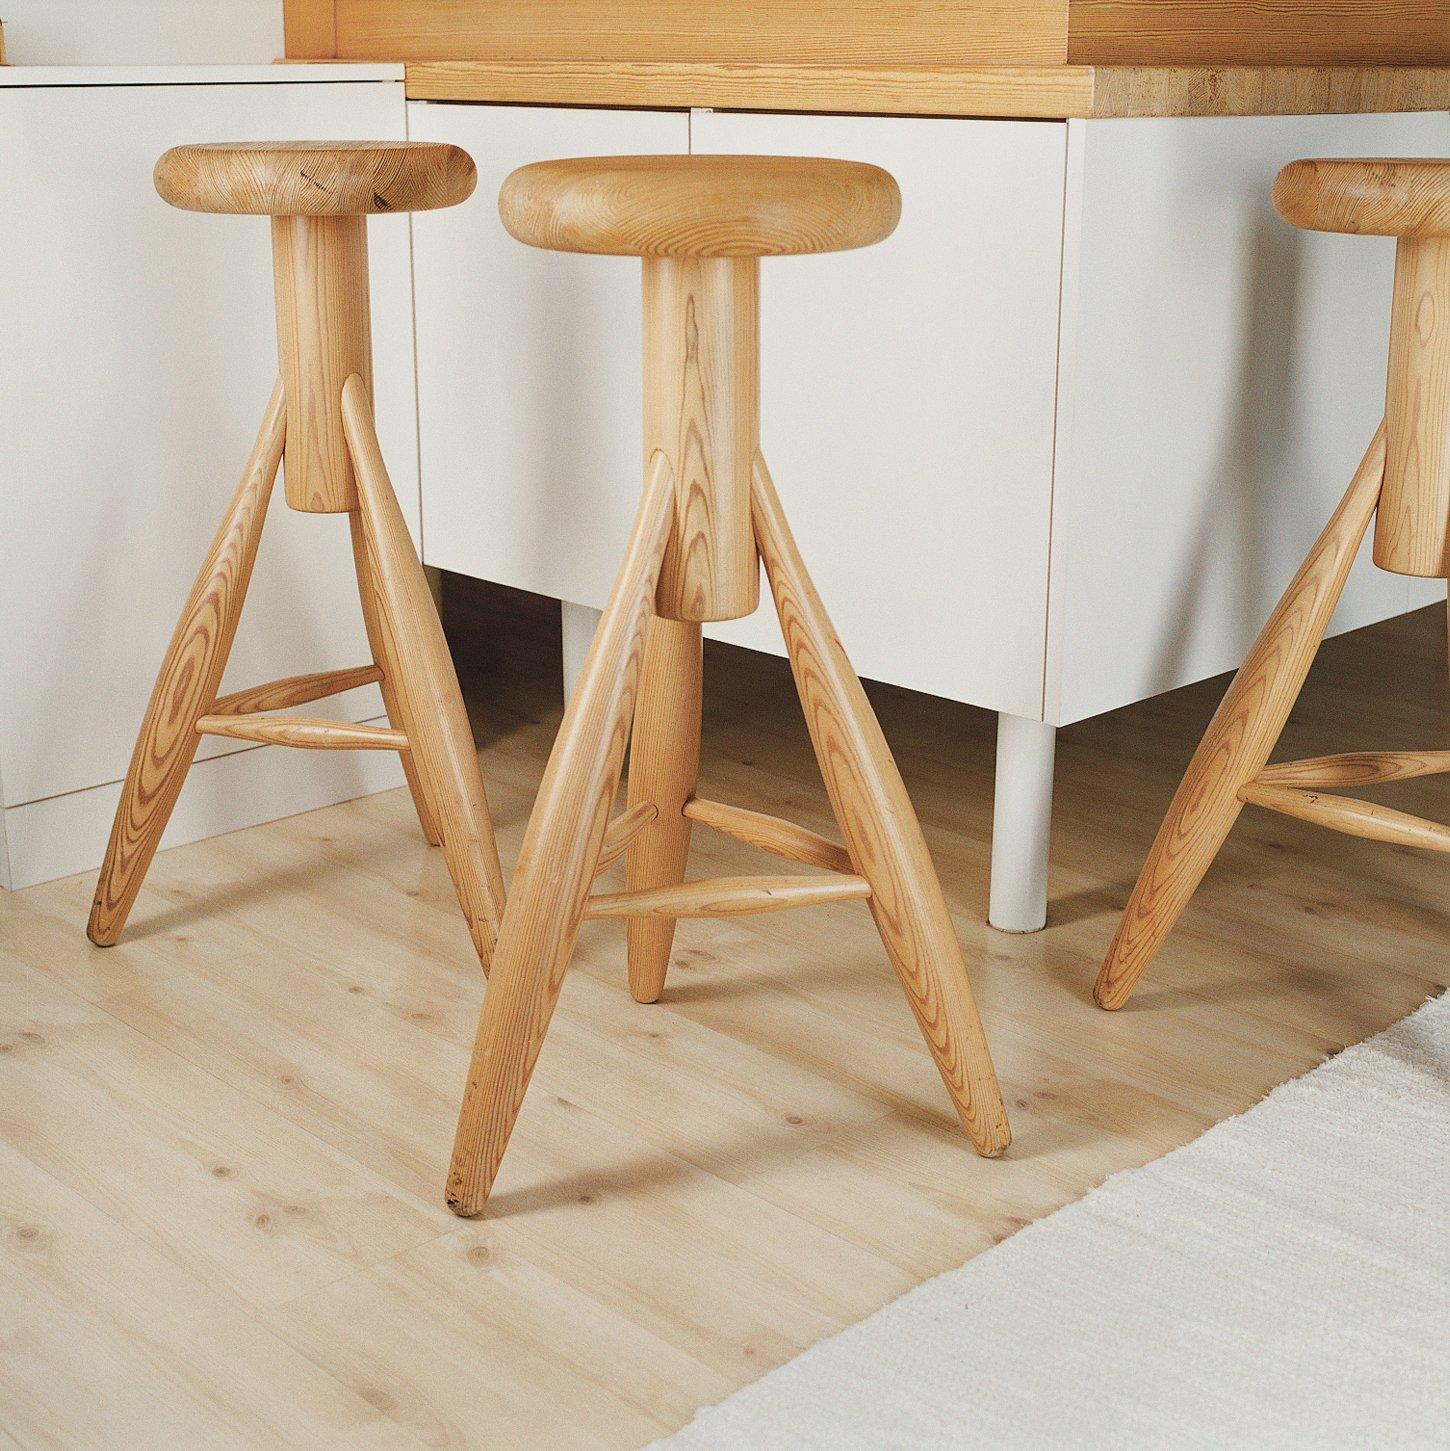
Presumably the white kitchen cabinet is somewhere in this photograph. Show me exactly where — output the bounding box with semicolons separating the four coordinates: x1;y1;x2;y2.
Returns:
0;66;415;888
1047;111;1448;727
408;104;689;608
407;99;1446;934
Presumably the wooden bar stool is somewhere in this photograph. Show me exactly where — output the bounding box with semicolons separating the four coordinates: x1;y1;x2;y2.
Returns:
1097;158;1450;1012
447;155;1010;1216
88;142;506;971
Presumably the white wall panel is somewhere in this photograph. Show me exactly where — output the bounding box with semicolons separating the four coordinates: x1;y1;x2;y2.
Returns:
409;102;688;610
0;1;281;65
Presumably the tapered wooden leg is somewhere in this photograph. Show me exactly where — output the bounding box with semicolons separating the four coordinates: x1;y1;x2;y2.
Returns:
348;512;444;847
625;618;702;1003
1095;422;1389;1010
88;382;287;946
447;453;676;1216
340;375;505;971
751;454;1011;1158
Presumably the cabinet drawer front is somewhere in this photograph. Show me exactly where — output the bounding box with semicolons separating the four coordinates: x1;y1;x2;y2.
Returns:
409;102;688;610
693;112;1066;718
0;80;416;808
1049;111;1450;726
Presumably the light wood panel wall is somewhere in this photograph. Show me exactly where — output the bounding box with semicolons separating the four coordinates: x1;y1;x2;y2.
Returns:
284;0;338;59
287;0;1450;68
1067;0;1450;67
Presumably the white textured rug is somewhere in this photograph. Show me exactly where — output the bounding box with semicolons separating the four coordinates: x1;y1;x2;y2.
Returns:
657;995;1449;1450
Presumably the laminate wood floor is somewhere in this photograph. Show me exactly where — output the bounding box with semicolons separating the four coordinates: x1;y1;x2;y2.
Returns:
2;582;1445;1450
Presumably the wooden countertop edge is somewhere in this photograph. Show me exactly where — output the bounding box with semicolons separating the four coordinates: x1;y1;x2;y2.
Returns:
401;60;1450;119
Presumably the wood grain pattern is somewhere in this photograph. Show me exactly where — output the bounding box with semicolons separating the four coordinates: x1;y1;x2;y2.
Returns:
1253;749;1450;787
595;801;660;874
284;0;339;58
154;141;476;219
404;58;1450;120
586;874;872;919
625;619;702;1004
1067;0;1450;67
342;374;506;971
87;383;287;948
208;664;383;716
644;259;761;621
1378;236;1450;578
1237;781;1450;852
1095;424;1389;1011
272;215;372;513
501;157;899;262
193;715;409;751
321;0;1070;66
752;453;1011;1159
409;57;1097;115
1274;158;1450;239
447;452;677;1216
684;797;856;875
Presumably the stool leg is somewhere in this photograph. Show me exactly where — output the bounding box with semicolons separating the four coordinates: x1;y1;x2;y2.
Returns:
348;512;444;848
751;455;1011;1158
625;617;702;1003
88;382;287;946
340;375;506;972
1095;422;1388;1011
447;453;676;1216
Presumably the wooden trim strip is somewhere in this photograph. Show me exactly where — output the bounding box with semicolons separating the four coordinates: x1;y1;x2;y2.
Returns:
208;664;383;717
1238;781;1450;853
195;714;408;751
1091;64;1450;118
584;874;871;919
403;60;1450;120
406;59;1096;117
683;796;854;875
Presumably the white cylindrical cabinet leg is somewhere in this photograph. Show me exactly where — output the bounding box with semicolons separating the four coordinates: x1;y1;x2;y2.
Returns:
988;712;1057;933
561;599;604;705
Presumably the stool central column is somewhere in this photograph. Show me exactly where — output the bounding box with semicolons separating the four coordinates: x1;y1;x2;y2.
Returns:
1377;234;1450;578
272;214;373;513
643;255;761;622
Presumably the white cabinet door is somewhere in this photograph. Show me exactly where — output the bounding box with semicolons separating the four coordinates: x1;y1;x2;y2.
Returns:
0;78;417;811
1049;111;1450;726
408;103;688;610
692;111;1068;719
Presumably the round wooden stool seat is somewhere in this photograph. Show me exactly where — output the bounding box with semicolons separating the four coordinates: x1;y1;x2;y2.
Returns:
154;141;476;217
1274;158;1450;238
498;155;901;258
